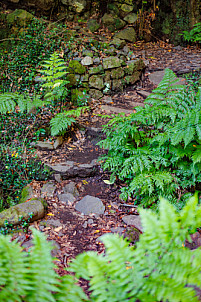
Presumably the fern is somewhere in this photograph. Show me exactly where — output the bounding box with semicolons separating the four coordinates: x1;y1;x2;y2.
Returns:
98;69;201;207
0;195;200;301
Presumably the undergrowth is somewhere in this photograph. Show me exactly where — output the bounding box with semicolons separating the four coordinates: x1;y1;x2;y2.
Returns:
0;194;201;301
98;68;201;209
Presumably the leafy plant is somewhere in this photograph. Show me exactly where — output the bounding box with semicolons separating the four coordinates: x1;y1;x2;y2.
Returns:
181;22;201;44
98;68;201;208
0;194;201;301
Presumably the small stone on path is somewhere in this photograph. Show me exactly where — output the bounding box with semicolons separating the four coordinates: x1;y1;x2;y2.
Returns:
101;105;133;115
57;193;76;205
122;215;143;232
63;182;79;197
148;70;186;86
75;195;105;215
41;182;57;198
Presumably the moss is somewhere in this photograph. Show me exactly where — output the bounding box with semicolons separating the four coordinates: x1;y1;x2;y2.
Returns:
66;73;77;87
20;185;33;203
71;88;85;103
68;60;86;74
7;9;34;27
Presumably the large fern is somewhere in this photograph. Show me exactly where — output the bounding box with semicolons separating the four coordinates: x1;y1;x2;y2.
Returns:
0;195;200;301
98;69;201;207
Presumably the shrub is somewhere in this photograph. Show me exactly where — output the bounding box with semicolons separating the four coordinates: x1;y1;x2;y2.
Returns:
181;22;201;44
0;194;201;301
98;69;201;208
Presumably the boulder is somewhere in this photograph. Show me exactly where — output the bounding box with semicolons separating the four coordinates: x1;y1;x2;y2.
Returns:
68;60;86;74
114;27;136;43
102;13;125;31
7;9;34;27
123;13;137;24
89;75;104;89
75;195;105;215
103;56;122;69
81;56;93;66
110;38;126;49
87;19;100;33
0;198;45;227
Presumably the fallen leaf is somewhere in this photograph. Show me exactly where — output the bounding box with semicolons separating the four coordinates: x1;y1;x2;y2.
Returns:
54;226;62;232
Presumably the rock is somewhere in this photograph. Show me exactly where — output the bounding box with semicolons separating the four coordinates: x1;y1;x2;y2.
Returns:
110;38;126;49
67;0;87;13
114;27;136;43
80;74;89;82
41;182;56;198
148;70;186;86
81;56;93;66
102;96;113;104
35;141;54;150
54;174;62;183
111;67;124;79
68;60;86;74
101;105;133;115
93;57;101;65
75;195;105;215
89;65;104;75
50;240;61;257
54;136;63;149
124;59;145;75
125;72;141;85
89;75;104;89
0;198;45;227
66;74;77;87
20;185;34;203
63;181;79;197
45;159;98;179
82;50;93;57
122;215;143;232
123;13;137;24
122;45;130;55
111;227;125;235
112;79;124;91
119;4;133;17
103;56;122;69
40;219;62;228
102;13;125;31
7;9;34;27
87;19;100;33
88;218;94;224
57;193;76;205
89;89;103;100
136;90;151;98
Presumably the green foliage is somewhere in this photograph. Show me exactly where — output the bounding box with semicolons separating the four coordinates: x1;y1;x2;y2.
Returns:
0;18;66;93
181;22;201;44
38;52;68;102
0;195;201;301
98;69;201;207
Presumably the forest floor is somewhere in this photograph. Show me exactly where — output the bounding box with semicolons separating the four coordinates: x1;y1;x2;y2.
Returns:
9;40;201;280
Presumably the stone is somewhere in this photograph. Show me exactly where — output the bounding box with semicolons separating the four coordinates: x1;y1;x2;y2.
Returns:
88;218;94;224
54;174;62;183
45;159;98;179
102;96;113;103
0;198;45;227
120;4;133;17
54;136;63;149
111;227;125;235
67;0;87;13
122;215;143;232
68;60;86;74
35;141;54;150
122;45;130;55
87;19;100;33
123;13;137;24
101;105;133;115
81;56;93;66
102;13;126;31
75;195;105;215
114;27;136;43
124;59;145;75
136;90;151;98
112;79;124;91
89;75;104;89
93;57;101;65
111;67;124;79
20;185;34;203
148;70;186;86
7;9;34;27
57;193;76;204
82;50;93;57
110;38;126;49
50;240;61;257
125;72;141;85
89;65;104;75
40;219;62;228
66;74;77;87
41;182;56;198
80;74;89;82
103;56;122;69
89;89;103;100
63;181;79;197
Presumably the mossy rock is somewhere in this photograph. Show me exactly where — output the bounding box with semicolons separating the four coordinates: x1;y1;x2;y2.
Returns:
7;9;34;27
112;79;124;91
124;59;145;75
111;67;124;79
89;75;104;90
87;19;100;33
89;65;104;75
66;73;77;87
20;185;34;203
68;60;86;74
125;72;140;84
